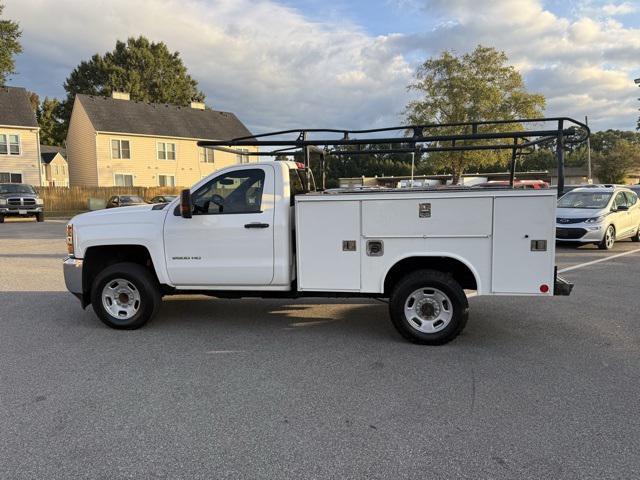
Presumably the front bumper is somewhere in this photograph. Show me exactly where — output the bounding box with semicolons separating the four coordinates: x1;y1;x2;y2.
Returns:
0;206;43;216
556;224;605;243
63;256;85;304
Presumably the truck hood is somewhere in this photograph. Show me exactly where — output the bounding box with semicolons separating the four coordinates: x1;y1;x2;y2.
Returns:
72;204;159;224
0;193;38;199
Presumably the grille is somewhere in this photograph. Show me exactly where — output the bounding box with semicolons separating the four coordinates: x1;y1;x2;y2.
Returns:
556;228;587;239
6;197;36;206
556;217;588;224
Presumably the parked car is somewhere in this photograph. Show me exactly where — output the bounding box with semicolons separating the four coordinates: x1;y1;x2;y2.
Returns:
0;183;45;223
149;195;178;204
475;180;549;189
105;195;148;209
556;186;640;249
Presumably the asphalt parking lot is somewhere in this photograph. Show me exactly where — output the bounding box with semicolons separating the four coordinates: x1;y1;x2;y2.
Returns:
1;219;639;479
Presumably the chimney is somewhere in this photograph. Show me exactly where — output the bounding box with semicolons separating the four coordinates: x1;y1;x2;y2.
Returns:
111;91;130;100
190;101;206;110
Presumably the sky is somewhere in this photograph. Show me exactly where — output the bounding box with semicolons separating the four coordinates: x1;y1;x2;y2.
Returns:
5;0;640;132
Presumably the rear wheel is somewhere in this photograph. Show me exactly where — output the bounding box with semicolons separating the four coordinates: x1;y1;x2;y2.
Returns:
632;225;640;242
598;225;615;250
389;269;468;345
91;262;161;329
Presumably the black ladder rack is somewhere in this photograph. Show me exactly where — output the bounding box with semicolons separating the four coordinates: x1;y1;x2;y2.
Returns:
198;117;590;196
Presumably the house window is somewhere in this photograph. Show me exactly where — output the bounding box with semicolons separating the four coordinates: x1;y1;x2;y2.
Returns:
237;148;250;164
114;173;134;186
157;142;176;160
0;172;23;183
54;166;59;175
199;147;214;163
0;134;20;155
158;175;175;187
111;139;131;159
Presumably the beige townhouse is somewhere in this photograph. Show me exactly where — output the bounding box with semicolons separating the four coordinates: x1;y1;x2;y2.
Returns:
66;92;256;187
0;86;42;185
40;145;69;186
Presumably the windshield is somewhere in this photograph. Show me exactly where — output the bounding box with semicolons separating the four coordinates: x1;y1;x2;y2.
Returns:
121;195;144;203
0;184;36;195
558;191;612;209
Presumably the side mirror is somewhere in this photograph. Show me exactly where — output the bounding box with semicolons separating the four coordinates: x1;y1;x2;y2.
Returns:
180;189;192;218
617;205;629;211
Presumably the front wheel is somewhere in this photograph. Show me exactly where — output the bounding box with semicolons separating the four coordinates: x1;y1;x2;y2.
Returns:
389;269;469;345
35;212;44;222
91;262;161;329
632;225;640;242
598;225;615;250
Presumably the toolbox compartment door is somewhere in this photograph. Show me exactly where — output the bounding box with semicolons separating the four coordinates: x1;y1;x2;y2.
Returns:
296;200;361;291
492;195;556;294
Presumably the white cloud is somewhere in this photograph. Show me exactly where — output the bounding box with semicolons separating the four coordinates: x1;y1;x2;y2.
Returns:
5;0;640;132
7;0;413;132
389;0;640;130
602;2;637;16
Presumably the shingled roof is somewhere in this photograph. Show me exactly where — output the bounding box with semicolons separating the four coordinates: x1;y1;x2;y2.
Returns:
0;86;38;128
76;94;252;140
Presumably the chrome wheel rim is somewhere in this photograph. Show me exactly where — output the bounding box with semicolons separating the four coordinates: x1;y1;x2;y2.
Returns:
605;226;615;248
404;287;453;333
102;278;141;320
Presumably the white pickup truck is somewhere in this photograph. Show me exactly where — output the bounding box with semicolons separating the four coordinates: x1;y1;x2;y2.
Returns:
64;120;585;344
63;160;574;345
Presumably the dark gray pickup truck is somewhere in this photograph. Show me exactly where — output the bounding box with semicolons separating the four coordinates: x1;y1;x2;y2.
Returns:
0;183;45;223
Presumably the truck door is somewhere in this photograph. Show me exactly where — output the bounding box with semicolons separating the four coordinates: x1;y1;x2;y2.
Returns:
163;165;275;286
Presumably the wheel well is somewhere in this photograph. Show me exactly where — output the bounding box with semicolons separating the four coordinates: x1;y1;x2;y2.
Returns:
82;245;158;298
384;256;478;295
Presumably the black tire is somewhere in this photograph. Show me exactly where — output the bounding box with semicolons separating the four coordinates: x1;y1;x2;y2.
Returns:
90;262;161;329
598;225;615;250
389;269;468;345
632;225;640;242
36;212;44;222
0;215;4;223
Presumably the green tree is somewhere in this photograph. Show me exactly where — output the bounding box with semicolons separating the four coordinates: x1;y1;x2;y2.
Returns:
405;45;545;183
58;36;205;127
0;2;22;85
594;139;640;184
38;97;65;146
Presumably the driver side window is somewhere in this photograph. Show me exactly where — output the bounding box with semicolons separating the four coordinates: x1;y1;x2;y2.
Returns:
191;169;265;215
613;192;628;209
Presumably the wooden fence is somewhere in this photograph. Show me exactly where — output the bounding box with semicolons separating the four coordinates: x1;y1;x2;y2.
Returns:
35;186;184;217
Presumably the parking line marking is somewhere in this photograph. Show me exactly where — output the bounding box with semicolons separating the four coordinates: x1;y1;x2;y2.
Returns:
206;350;245;354
558;248;640;274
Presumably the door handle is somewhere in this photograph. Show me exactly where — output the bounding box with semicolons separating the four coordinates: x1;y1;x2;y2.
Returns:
245;222;270;229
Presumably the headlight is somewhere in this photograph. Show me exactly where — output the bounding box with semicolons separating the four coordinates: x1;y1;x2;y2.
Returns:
585;215;607;223
36;198;44;205
66;224;74;255
0;198;6;206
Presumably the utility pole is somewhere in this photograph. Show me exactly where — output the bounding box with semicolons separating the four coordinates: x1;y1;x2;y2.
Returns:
585;116;592;184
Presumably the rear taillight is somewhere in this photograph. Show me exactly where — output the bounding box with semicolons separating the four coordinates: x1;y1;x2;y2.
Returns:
66;224;74;255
